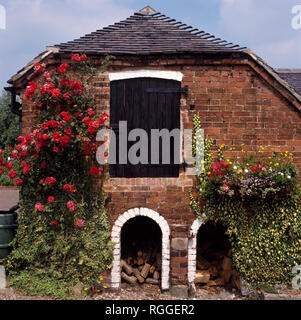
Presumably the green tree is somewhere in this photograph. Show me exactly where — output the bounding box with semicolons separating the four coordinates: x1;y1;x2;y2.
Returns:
0;90;19;149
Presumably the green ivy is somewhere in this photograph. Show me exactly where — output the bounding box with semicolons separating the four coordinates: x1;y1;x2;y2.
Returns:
190;115;301;287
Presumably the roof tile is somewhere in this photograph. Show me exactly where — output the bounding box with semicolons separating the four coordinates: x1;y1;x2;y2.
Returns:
55;9;247;55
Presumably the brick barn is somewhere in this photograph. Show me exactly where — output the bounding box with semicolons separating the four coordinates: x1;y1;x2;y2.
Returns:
5;6;301;296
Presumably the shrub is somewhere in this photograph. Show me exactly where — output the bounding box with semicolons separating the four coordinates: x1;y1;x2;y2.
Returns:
1;55;114;298
190;115;301;287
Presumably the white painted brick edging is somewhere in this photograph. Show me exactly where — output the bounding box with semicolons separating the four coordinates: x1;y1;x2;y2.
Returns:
111;207;171;291
188;218;203;283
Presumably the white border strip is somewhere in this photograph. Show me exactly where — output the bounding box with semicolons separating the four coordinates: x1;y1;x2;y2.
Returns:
109;70;183;82
111;207;171;291
188;218;204;283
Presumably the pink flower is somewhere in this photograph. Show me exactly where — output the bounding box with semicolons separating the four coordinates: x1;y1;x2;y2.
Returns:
76;219;84;227
48;196;55;203
223;184;229;192
34;62;44;73
262;167;267;171
63;92;70;100
67;201;76;212
35;203;44;212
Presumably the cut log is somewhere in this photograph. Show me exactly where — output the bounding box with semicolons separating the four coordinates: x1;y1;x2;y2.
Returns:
153;271;160;280
141;263;151;278
208;265;219;277
156;253;162;270
149;261;157;274
195;270;210;284
120;259;133;276
221;270;232;283
127;257;133;265
207;278;224;287
232;276;241;290
145;278;159;285
138;265;143;272
137;251;143;257
221;256;232;271
137;258;144;266
133;268;145;284
121;272;137;286
196;256;210;270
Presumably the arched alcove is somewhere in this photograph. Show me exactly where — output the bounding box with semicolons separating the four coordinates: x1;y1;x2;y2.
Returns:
111;207;170;291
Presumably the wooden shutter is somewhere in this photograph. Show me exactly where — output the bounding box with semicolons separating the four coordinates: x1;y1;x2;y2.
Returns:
110;77;180;178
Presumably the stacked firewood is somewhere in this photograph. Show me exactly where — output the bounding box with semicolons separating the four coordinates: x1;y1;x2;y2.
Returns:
120;245;161;286
195;244;241;290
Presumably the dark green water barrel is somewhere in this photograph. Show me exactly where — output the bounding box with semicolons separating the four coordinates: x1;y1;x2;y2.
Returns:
0;211;17;259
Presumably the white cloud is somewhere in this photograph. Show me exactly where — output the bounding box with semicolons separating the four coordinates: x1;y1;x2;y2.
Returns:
219;0;301;68
0;0;133;89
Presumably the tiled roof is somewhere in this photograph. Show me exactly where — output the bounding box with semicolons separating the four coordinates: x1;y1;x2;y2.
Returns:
55;7;247;55
277;69;301;95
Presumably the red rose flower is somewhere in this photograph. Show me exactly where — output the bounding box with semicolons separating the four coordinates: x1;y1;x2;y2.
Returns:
45;177;56;185
51;88;61;98
41;161;47;169
88;126;96;134
48;196;55;203
70;80;83;94
63;184;71;191
59;135;71;147
34;62;44;73
0;169;4;175
26;81;37;99
58;63;70;74
61;78;71;87
89;166;100;176
14;179;23;187
52;221;59;226
8;170;16;179
87;108;95;117
72;54;81;62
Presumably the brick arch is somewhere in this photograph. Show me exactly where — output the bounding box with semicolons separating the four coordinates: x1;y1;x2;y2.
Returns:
111;207;170;291
188;218;204;284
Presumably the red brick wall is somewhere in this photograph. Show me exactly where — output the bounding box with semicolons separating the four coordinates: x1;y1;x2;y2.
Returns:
18;54;301;287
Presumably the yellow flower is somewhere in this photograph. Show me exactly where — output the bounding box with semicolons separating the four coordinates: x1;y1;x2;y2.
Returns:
103;286;108;289
241;143;245;146
84;288;88;291
97;281;101;284
99;277;103;280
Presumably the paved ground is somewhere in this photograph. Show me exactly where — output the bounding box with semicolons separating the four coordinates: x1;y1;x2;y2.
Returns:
0;286;242;301
0;189;19;211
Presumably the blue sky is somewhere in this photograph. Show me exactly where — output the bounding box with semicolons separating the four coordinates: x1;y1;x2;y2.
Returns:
0;0;300;91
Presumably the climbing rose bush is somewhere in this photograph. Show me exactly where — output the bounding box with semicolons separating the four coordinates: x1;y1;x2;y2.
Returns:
1;54;113;299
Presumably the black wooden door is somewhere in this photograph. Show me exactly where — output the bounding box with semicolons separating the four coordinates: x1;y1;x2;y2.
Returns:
110;77;180;178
